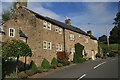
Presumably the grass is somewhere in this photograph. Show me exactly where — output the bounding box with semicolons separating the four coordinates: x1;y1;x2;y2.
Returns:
99;43;119;50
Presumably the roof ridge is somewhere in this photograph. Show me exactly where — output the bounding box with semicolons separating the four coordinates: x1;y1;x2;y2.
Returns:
22;6;97;40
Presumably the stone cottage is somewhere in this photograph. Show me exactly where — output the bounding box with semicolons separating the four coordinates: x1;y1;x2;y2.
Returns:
2;2;98;66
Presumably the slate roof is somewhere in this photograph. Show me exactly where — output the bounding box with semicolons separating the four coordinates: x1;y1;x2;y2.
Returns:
22;6;97;40
19;28;28;38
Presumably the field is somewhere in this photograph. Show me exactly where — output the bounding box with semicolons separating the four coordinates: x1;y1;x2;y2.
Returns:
99;43;119;51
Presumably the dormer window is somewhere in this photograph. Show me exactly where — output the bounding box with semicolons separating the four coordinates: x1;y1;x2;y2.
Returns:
9;28;15;37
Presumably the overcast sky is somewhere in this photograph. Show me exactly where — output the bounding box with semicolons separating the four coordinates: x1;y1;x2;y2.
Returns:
0;0;119;39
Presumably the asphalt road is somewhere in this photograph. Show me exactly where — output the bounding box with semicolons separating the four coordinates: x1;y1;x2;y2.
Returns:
42;57;119;79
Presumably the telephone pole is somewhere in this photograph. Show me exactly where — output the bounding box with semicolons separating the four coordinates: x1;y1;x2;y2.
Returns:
106;24;109;52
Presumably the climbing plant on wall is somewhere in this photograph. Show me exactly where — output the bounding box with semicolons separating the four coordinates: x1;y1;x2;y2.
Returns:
73;43;85;63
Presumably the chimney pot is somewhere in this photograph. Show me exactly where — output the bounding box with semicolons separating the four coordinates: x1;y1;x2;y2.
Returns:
65;16;71;26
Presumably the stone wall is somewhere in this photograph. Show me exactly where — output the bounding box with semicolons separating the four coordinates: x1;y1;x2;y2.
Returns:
2;7;98;67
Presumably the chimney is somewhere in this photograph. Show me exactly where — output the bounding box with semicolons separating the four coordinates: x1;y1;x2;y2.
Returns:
16;0;27;9
87;30;92;35
65;16;71;26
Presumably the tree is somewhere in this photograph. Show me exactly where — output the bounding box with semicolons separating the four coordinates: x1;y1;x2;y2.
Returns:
109;12;120;44
98;35;107;44
2;10;12;21
2;39;32;73
2;2;16;21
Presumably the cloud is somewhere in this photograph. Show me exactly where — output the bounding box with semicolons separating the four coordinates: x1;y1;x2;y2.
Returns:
28;2;63;20
68;2;117;38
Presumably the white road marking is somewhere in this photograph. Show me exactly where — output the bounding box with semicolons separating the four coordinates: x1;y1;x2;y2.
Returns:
94;62;106;69
77;74;86;80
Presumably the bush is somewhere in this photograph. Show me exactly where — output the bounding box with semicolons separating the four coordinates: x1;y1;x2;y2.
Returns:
5;72;18;78
37;67;43;73
41;58;50;71
51;57;58;65
96;53;101;58
61;59;70;66
108;52;116;57
73;43;84;63
57;63;63;67
101;56;107;59
18;71;28;79
79;58;86;63
42;69;49;72
50;64;57;69
25;70;35;76
29;60;38;73
56;52;70;66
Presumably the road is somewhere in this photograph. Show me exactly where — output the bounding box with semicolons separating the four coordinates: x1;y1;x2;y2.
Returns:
42;57;119;79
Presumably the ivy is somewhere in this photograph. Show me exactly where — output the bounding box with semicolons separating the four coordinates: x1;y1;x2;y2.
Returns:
73;43;84;63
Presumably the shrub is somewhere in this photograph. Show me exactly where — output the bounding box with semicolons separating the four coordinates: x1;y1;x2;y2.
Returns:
41;58;50;71
79;58;86;63
5;72;18;78
101;56;107;59
96;46;101;58
29;60;38;73
25;70;35;76
50;64;57;69
73;43;84;63
42;69;49;72
51;57;58;65
17;71;28;79
96;53;101;58
57;63;63;67
108;52;116;57
56;52;70;66
37;67;43;73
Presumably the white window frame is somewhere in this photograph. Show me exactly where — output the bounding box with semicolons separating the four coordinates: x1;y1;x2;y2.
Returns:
79;35;81;38
47;22;51;30
43;20;47;29
43;41;47;49
9;28;15;37
59;44;62;51
69;34;74;40
47;42;52;50
84;38;88;43
55;26;62;34
59;28;62;34
56;43;62;51
55;26;59;32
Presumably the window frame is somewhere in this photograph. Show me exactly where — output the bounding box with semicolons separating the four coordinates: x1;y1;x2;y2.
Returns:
43;20;47;29
47;41;52;50
9;28;15;37
56;43;62;51
69;34;75;40
55;26;62;34
43;41;47;49
84;38;88;43
47;22;51;30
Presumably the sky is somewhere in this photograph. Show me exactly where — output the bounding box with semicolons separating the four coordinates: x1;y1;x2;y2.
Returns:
0;0;119;39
